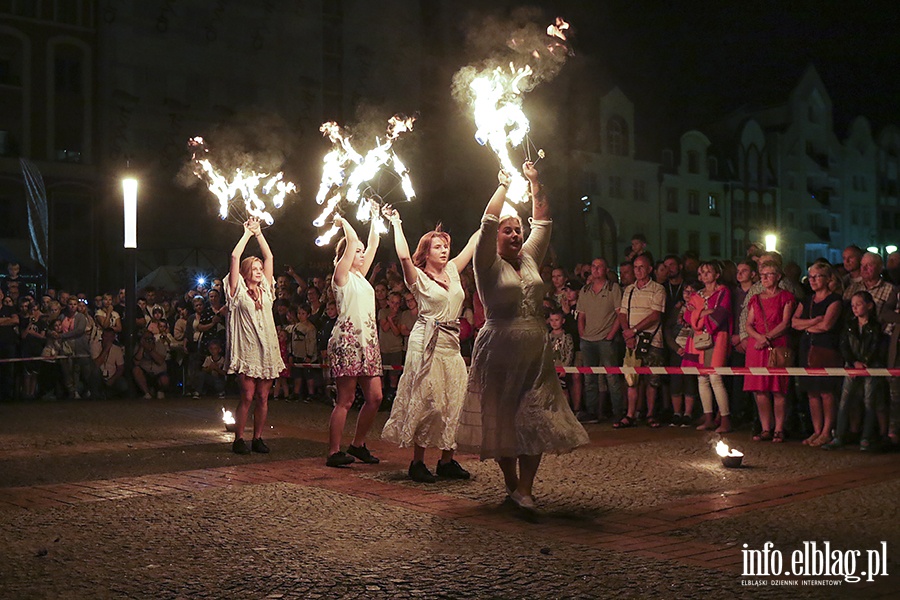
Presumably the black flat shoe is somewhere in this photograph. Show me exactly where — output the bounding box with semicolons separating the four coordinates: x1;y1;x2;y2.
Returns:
347;444;380;464
408;461;436;483
436;459;470;480
251;438;270;454
232;438;251;455
326;451;355;467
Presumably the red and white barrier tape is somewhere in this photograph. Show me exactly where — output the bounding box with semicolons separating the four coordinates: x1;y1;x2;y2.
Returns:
0;354;92;364
292;363;900;377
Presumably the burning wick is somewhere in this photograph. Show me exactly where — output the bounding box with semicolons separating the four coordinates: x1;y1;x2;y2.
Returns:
533;148;546;165
222;407;236;432
716;440;744;468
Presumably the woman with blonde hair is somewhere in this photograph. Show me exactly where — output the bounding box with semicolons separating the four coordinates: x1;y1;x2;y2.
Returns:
325;214;384;467
226;217;285;454
381;209;478;482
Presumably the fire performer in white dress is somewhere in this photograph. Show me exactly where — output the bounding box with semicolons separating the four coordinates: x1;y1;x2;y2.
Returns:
325;214;384;468
226;217;285;455
457;163;589;511
381;206;479;483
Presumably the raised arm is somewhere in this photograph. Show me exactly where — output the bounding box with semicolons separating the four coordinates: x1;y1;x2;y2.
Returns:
523;161;548;221
248;218;274;285
450;229;480;273
483;170;511;219
229;219;255;298
384;206;418;288
333;215;359;287
361;211;380;276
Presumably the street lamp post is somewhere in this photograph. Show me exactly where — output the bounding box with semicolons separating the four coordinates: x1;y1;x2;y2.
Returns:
123;177;138;385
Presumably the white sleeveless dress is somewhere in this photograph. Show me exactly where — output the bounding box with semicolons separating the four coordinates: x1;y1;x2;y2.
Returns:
225;276;284;379
382;262;468;450
327;270;382;377
456;216;589;459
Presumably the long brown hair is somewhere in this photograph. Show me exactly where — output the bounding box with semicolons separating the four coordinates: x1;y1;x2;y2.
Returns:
412;225;452;290
240;256;263;310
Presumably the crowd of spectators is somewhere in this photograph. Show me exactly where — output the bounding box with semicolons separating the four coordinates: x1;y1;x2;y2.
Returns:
3;234;900;453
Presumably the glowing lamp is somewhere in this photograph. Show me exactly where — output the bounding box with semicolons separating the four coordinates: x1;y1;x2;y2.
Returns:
764;234;777;252
123;178;138;249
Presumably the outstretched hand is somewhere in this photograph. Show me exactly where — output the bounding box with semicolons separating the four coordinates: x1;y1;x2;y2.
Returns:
498;170;511;188
332;214;345;228
382;204;401;225
522;161;539;183
244;217;262;236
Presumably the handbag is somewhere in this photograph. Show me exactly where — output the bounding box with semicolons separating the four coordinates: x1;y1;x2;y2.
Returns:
627;287;660;359
693;331;713;350
756;294;795;368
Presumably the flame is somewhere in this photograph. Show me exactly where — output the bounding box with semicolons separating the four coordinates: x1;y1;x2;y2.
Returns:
222;407;235;425
313;115;416;244
189;137;297;225
715;440;743;458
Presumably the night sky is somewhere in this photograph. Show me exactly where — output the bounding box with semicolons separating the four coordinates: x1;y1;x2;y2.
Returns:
545;0;900;137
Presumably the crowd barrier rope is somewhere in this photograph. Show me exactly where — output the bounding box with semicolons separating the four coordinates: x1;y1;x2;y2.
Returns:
291;363;900;378
0;354;92;364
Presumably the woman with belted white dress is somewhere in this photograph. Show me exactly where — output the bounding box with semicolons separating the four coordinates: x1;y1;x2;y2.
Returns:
381;205;478;483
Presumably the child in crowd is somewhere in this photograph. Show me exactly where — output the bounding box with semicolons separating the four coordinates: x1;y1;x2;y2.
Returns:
665;281;700;426
200;339;227;398
549;308;575;404
825;291;885;451
317;301;338;400
285;304;318;401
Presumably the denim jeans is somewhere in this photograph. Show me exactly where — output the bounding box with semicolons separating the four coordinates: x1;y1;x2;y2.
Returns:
836;377;880;442
581;339;624;419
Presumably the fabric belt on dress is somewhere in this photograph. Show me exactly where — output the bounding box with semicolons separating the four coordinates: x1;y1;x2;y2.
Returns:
409;316;460;390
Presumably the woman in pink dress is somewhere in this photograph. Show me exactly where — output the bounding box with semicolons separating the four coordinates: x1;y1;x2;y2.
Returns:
226;217;286;455
744;260;796;442
685;261;733;433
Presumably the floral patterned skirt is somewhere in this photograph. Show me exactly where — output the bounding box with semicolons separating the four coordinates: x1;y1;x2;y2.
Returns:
327;318;382;378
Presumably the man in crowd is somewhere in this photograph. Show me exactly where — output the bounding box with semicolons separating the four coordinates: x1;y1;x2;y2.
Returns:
841;245;864;290
577;258;623;422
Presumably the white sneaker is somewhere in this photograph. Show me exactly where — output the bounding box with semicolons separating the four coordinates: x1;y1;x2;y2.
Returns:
142;393;152;399
156;391;165;399
73;391;81;400
192;392;200;399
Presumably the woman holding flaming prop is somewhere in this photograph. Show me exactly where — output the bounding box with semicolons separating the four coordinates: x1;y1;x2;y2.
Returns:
226;217;285;455
325;213;384;467
457;162;589;512
380;206;479;483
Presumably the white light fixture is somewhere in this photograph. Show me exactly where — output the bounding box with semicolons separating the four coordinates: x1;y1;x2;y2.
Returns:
867;246;879;254
886;245;897;254
123;178;138;249
764;234;777;252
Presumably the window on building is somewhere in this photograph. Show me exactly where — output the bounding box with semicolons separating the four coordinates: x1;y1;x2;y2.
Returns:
609;176;622;199
708;193;720;216
707;157;718;178
666;188;678;212
687;150;700;174
633;179;646;202
666;229;679;254
688;231;700;255
55;57;82;95
607;117;629;156
688;190;700;215
709;233;721;257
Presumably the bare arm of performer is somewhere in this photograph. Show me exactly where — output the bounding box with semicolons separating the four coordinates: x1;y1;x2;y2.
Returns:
332;215;358;287
384;206;418;288
482;170;512;220
450;230;480;273
247;218;275;286
524;161;548;221
229;218;257;298
361;210;381;277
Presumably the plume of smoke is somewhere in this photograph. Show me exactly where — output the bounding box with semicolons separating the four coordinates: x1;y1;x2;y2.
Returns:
451;9;572;107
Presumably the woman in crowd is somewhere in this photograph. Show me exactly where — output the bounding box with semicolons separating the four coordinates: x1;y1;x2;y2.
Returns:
665;280;699;426
325;214;384;468
791;261;843;446
744;260;796;442
225;217;285;455
457;163;589;511
687;261;733;433
381;207;478;482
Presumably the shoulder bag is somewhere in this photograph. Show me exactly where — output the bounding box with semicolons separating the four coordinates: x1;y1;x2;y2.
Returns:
757;293;795;368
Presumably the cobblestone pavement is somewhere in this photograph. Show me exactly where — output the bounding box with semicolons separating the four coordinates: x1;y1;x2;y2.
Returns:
1;396;897;598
